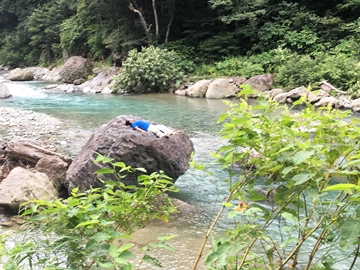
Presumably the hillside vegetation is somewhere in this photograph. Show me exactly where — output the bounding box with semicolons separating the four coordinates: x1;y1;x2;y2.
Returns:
1;0;360;93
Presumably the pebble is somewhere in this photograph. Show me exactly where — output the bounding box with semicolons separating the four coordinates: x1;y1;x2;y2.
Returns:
0;107;92;157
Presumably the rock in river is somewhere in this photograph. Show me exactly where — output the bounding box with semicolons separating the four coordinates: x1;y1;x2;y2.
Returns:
65;115;195;193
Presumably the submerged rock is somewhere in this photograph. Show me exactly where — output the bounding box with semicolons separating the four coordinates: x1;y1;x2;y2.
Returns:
65;115;194;193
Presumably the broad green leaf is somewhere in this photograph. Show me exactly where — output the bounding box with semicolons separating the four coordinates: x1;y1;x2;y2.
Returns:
323;184;356;193
228;210;238;218
293;173;312;185
335;170;358;176
293;150;315;165
281;212;298;222
342;159;360;167
282;166;294;175
282;126;296;138
114;161;126;168
248;190;267;201
109;244;119;258
339;220;360;250
92;232;111;242
118;243;135;253
217;112;229;123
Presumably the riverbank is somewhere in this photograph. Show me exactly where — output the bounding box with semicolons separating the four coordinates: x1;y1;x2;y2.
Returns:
0;107;93;157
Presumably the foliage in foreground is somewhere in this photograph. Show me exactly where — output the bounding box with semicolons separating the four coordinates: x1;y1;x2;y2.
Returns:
112;46;193;93
0;154;178;270
193;87;360;270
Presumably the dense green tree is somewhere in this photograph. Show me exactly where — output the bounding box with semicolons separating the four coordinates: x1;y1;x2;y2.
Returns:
27;0;73;65
1;0;360;66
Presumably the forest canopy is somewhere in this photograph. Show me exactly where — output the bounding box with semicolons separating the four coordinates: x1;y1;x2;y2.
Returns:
0;0;359;68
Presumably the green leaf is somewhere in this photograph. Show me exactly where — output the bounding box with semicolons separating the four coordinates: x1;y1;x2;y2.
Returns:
248;190;267;201
342;159;360;167
114;161;126;168
323;184;356;193
228;210;238;218
293;173;312;185
75;220;100;228
222;202;233;207
281;212;298;222
92;232;111;242
94;168;114;174
118;243;134;253
339;219;360;249
97;261;114;268
217;112;229;123
282;166;294;175
142;255;162;267
292;150;315;165
109;244;119;258
282;126;296;138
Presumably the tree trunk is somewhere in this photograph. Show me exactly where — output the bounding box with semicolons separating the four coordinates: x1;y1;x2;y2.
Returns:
152;0;159;44
129;2;152;46
165;0;175;44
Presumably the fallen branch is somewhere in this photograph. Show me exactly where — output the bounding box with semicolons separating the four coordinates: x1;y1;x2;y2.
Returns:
320;80;347;95
0;140;72;166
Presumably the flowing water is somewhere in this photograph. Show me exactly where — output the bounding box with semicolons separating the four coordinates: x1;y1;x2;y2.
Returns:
0;75;358;269
0;77;234;269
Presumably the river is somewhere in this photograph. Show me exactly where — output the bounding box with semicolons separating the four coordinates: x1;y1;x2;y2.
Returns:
0;77;235;269
0;77;358;270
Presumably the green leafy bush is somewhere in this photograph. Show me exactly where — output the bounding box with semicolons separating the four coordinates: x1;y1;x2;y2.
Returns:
274;52;360;92
112;46;193;93
0;155;177;270
193;89;360;269
194;57;264;78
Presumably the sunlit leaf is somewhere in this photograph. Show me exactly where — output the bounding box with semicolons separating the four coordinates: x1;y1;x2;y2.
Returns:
293;150;315;165
293;173;313;185
94;168;114;174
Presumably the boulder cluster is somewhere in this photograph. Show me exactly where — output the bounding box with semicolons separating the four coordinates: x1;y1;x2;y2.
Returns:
2;57;360;113
175;74;360;112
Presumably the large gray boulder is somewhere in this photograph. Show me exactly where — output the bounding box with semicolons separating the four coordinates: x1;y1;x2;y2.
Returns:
187;80;211;97
9;68;34;81
0;167;58;213
80;68;118;94
287;86;309;100
65;115;194;193
0;83;12;99
205;78;237;99
35;156;69;190
350;98;360;112
242;74;273;92
58;56;93;84
314;96;338;108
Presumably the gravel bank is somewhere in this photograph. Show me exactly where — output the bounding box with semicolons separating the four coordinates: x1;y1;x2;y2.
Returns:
0;107;92;157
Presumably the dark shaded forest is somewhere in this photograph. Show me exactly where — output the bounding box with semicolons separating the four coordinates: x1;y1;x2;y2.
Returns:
1;0;359;67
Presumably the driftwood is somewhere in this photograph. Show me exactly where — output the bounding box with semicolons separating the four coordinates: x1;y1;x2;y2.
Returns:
0;140;72;166
320;80;347;95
